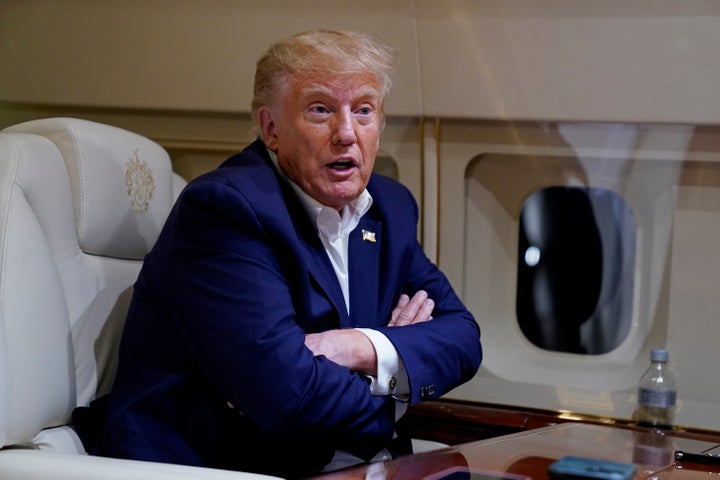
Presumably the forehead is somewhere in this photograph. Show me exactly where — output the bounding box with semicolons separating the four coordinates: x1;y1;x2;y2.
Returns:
289;71;381;102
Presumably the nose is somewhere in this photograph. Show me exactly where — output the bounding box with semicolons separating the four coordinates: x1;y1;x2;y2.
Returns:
331;109;357;145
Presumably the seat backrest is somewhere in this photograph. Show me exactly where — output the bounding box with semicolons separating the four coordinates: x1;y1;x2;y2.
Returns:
0;118;185;452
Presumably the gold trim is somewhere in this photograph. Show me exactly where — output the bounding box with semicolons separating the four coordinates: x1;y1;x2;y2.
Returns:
434;117;442;264
154;138;247;153
418;116;425;246
0;100;247;120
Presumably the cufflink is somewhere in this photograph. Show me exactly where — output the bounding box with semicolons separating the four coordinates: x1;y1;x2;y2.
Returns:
388;376;397;391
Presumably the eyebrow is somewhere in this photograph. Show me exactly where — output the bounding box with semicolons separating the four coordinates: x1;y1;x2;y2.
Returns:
297;85;333;99
297;84;381;102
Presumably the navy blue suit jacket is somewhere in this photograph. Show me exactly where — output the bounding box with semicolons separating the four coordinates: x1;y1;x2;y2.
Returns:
99;139;482;477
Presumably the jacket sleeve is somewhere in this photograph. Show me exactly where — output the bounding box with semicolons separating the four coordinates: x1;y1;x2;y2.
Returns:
368;177;483;405
378;242;483;405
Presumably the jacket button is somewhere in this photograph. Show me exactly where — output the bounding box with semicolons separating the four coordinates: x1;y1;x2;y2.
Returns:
420;384;436;399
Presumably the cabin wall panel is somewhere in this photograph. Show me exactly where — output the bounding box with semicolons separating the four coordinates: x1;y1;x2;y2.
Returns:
4;1;720;123
0;0;422;116
668;187;720;406
415;0;720;123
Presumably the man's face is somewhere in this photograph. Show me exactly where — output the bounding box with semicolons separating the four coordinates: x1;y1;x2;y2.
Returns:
259;72;383;210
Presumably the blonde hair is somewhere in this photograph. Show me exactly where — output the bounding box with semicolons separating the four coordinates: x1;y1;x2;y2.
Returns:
251;29;398;124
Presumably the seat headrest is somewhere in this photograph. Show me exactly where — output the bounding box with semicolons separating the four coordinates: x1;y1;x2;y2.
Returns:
2;118;174;259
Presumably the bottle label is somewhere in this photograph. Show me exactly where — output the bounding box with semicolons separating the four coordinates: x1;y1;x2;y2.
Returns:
639;387;677;408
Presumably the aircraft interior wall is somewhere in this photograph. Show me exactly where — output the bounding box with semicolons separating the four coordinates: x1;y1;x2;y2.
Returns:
2;1;720;432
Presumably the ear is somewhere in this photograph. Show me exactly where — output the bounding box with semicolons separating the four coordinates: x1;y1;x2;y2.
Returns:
258;107;279;151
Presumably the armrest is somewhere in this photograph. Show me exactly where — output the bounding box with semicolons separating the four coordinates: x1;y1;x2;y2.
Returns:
0;450;280;480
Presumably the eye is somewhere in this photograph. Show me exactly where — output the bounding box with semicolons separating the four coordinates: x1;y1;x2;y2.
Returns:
355;105;374;116
309;104;330;115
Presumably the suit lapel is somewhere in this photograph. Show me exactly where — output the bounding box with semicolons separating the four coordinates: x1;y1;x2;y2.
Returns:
279;178;350;328
348;217;382;327
298;232;351;327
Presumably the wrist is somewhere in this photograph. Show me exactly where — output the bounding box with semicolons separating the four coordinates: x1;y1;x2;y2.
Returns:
351;329;378;376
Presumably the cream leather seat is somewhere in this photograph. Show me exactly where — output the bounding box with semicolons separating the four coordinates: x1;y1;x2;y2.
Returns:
0;118;278;479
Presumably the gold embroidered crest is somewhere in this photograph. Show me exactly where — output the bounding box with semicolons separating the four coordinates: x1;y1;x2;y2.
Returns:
124;149;155;212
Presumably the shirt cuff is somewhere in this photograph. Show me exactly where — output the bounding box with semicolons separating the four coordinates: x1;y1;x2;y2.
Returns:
355;328;409;400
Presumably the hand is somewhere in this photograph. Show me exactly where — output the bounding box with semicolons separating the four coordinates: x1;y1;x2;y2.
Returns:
388;290;434;327
302;290;435;376
305;329;378;376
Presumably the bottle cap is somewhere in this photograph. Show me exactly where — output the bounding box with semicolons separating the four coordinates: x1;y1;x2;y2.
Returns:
650;349;669;362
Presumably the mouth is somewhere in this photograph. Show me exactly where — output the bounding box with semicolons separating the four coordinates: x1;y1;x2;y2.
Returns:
327;159;357;171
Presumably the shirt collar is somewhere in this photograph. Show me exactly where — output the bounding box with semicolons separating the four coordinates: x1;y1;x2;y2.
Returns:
267;148;373;234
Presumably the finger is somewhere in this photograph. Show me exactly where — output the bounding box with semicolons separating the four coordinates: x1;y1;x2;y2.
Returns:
415;298;435;323
391;290;429;326
401;293;435;325
390;293;418;326
389;294;410;326
304;332;323;356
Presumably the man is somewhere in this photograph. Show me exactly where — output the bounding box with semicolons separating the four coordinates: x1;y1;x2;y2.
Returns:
93;29;482;478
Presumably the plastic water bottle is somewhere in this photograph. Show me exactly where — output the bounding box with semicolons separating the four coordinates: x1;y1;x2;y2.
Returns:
636;349;677;430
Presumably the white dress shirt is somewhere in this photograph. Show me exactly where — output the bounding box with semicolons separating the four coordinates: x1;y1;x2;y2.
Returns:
292;190;410;401
268;150;408;395
269;151;409;469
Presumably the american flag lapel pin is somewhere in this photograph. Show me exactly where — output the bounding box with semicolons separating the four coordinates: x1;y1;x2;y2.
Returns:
362;229;376;243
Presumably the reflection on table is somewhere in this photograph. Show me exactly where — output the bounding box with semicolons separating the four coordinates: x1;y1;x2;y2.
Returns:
309;423;720;480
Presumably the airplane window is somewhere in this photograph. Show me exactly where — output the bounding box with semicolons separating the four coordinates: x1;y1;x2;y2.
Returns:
516;186;636;354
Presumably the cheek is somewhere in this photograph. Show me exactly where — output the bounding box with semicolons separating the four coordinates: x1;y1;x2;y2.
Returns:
362;125;381;147
290;126;329;157
361;134;381;165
